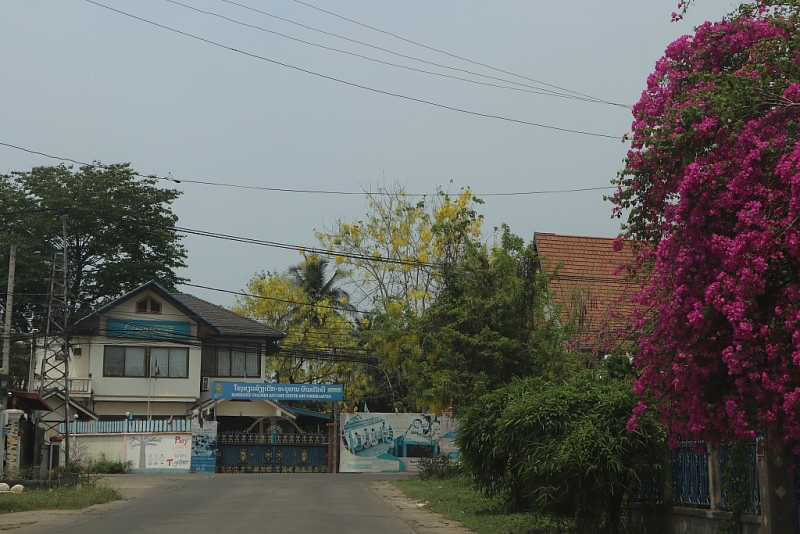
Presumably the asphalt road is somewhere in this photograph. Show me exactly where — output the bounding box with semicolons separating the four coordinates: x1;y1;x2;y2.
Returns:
0;474;462;534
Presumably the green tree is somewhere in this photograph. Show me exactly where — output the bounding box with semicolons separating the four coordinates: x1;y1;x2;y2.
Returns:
318;184;485;410
287;255;354;319
417;226;571;411
233;266;370;406
1;163;187;328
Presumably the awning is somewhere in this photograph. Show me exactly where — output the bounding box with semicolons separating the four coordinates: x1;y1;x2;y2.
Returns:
10;391;53;412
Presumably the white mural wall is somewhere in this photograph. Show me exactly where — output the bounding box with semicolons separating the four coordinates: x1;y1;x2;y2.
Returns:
339;413;458;473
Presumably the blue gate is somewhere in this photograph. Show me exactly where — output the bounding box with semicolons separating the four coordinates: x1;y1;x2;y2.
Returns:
217;431;328;473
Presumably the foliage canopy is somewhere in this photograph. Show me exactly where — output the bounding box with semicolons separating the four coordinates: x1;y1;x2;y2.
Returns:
613;3;800;443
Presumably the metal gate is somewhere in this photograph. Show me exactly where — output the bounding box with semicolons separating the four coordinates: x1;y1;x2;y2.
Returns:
217;431;329;473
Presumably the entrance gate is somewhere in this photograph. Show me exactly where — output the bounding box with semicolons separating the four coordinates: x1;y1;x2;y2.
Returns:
217;431;329;473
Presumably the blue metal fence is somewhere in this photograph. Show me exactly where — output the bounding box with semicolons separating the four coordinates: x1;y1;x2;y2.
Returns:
58;419;191;434
718;441;761;514
671;441;711;507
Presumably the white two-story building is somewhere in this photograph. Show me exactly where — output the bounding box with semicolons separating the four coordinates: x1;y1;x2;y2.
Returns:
46;280;291;428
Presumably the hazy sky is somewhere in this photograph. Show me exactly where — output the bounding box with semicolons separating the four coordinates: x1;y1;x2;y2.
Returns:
1;0;734;307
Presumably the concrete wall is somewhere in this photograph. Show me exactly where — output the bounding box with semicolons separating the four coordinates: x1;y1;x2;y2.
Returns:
63;432;193;474
631;505;762;534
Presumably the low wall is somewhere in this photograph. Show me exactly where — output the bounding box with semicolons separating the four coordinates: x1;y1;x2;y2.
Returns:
65;432;192;474
631;505;762;534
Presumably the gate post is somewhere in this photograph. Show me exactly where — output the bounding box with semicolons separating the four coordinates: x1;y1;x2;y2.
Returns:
758;430;794;534
327;422;335;473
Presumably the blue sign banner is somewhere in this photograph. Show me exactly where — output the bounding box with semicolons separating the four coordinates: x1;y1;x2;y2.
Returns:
190;421;217;474
211;382;343;401
107;319;191;340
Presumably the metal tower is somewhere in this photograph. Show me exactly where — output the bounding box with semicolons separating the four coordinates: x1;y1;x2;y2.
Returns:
37;209;71;464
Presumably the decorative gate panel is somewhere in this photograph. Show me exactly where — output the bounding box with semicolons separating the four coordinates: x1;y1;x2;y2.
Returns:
217;432;328;473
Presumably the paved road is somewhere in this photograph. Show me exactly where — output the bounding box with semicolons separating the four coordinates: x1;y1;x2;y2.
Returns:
0;474;467;534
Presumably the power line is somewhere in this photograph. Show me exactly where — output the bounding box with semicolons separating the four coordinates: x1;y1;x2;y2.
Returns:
216;0;629;108
180;282;372;316
0;142;616;196
164;0;605;102
290;0;628;108
84;0;621;139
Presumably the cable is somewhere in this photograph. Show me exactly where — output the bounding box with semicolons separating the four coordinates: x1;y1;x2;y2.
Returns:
290;0;627;108
84;1;620;139
217;0;629;107
0;142;616;196
164;0;603;102
180;282;371;315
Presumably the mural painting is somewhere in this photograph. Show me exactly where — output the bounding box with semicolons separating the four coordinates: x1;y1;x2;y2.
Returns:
125;433;191;472
338;413;458;473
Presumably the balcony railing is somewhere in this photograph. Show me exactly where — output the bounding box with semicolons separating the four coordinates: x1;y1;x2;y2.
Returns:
67;378;91;394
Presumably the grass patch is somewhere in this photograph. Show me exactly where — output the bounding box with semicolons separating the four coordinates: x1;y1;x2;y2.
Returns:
394;476;573;534
0;484;122;514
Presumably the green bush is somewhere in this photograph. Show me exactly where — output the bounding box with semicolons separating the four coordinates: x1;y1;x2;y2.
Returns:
417;453;460;480
86;453;131;474
457;372;666;534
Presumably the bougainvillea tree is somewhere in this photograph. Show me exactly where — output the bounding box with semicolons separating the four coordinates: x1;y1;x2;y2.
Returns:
614;1;800;444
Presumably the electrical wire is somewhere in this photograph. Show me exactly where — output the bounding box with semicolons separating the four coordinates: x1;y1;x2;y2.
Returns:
164;0;606;102
216;0;629;107
0;141;616;196
84;0;621;139
290;0;626;107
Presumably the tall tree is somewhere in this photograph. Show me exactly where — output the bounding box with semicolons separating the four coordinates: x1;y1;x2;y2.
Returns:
317;183;485;409
416;226;570;410
614;2;800;444
1;164;187;327
316;183;484;314
233;269;370;404
287;255;354;320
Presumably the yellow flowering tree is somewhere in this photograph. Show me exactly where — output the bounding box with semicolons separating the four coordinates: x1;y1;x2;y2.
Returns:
316;183;483;315
316;183;485;410
233;260;370;405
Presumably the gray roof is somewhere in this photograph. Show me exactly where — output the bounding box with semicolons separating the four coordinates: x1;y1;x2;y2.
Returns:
73;280;286;341
172;292;285;339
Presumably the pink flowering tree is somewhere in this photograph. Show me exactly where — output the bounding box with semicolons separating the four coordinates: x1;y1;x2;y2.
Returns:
613;2;800;445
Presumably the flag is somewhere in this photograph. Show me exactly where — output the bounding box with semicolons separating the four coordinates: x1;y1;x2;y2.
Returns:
198;406;204;429
167;414;174;426
152;357;160;380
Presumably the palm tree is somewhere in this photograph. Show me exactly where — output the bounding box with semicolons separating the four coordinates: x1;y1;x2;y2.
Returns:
287;255;356;318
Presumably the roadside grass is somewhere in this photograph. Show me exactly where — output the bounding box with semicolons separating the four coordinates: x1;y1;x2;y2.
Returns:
0;484;122;514
393;476;573;534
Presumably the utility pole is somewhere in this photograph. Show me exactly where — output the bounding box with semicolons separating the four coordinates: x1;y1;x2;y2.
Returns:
1;244;17;409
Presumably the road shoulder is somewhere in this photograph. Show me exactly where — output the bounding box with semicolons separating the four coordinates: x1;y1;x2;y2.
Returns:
368;480;474;534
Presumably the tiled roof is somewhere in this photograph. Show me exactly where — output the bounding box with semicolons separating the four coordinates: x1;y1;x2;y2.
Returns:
171;292;285;339
534;233;639;352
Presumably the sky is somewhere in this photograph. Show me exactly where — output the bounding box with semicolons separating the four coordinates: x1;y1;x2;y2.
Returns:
1;0;734;307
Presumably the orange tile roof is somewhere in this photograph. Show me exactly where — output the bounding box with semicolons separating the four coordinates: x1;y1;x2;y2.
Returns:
534;233;639;353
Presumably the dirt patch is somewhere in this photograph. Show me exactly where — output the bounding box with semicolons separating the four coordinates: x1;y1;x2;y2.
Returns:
368;480;474;533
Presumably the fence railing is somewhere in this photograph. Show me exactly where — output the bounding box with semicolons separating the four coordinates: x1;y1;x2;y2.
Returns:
718;441;761;514
644;440;761;514
671;441;711;507
58;419;191;434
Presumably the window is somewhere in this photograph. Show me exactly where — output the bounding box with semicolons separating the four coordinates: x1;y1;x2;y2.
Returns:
201;343;260;378
150;347;189;378
103;346;189;378
136;297;162;314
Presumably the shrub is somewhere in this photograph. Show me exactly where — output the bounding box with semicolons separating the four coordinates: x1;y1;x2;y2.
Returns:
457;372;666;534
86;453;131;474
417;453;460;480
